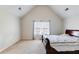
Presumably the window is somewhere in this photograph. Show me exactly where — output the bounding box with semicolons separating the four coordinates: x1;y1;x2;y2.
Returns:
34;21;50;36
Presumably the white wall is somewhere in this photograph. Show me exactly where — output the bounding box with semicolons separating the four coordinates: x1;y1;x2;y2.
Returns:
21;6;63;40
64;17;79;31
0;10;20;52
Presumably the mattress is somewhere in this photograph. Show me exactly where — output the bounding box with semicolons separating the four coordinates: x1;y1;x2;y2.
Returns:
44;34;79;44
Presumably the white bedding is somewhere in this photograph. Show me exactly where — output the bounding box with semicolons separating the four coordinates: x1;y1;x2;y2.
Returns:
44;34;79;43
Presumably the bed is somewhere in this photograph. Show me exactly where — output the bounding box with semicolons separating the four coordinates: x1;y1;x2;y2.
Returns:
42;30;79;53
43;29;79;46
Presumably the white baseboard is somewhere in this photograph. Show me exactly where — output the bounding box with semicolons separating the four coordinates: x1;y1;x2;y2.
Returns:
0;39;20;53
21;39;33;41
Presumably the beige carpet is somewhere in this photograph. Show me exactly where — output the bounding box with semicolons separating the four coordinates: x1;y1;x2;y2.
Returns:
1;40;46;54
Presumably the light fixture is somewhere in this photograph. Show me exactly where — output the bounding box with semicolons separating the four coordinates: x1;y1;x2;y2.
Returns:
65;8;69;11
18;7;22;10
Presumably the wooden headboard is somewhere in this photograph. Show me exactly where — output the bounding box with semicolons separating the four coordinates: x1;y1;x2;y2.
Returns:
65;29;79;36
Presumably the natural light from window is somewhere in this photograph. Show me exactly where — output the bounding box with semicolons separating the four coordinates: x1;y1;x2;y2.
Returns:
34;21;50;35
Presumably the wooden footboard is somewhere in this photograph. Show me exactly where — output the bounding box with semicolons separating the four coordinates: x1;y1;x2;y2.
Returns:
44;38;79;54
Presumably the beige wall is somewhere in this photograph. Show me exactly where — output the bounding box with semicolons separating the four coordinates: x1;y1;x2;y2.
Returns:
64;17;79;31
21;6;64;40
0;10;21;52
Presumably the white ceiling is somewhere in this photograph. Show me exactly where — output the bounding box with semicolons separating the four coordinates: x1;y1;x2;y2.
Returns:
0;5;34;18
50;5;79;19
0;5;79;19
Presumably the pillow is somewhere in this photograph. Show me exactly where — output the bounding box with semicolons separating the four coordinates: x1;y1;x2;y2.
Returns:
72;31;79;37
60;34;69;36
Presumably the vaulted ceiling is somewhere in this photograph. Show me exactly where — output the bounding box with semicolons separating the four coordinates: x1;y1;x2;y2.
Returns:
0;5;79;19
49;5;79;19
0;5;34;18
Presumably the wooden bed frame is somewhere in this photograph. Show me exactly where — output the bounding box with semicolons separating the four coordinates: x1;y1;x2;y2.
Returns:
45;38;79;54
42;29;79;54
65;29;79;36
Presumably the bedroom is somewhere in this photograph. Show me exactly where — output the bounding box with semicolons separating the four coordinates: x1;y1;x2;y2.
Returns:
0;5;79;54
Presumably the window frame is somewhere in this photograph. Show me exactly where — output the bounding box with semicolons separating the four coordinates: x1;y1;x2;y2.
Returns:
33;20;51;40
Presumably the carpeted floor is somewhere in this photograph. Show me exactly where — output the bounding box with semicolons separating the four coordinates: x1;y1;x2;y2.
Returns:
1;40;46;54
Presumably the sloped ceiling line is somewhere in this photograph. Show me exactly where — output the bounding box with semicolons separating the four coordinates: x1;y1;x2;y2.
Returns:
0;5;78;19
